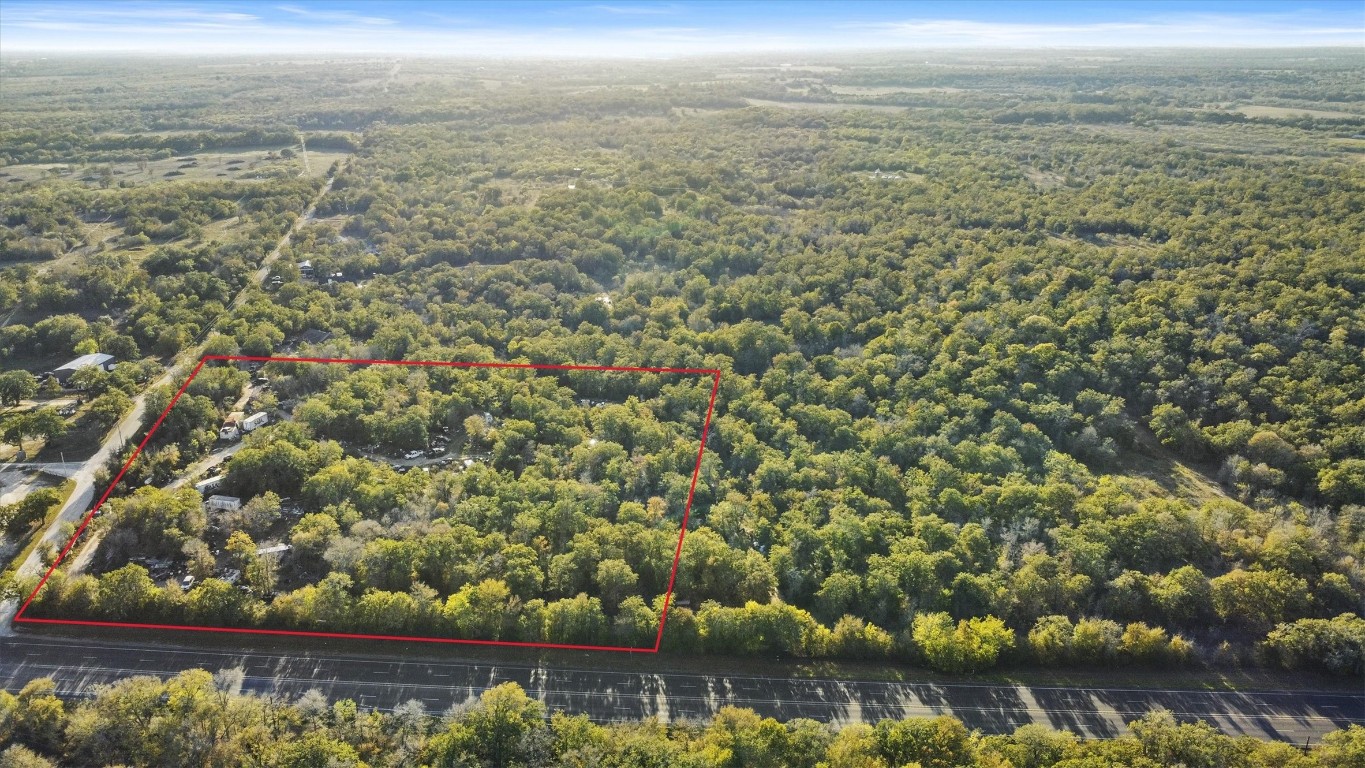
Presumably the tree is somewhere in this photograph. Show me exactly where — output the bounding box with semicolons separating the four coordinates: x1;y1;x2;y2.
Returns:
1264;614;1365;676
0;745;57;768
1149;403;1207;459
182;538;217;581
827;616;893;660
912;613;1015;673
1070;617;1122;663
1319;460;1365;505
2;679;65;755
991;724;1080;768
1149;565;1212;626
85;390;131;430
1318;725;1365;768
424;682;545;768
224;531;258;570
245;553;279;595
3;408;66;451
1;489;60;535
612;596;657;647
701;707;791;768
96;564;161;622
0;370;37;407
67;365;110;394
290;512;341;558
595;559;638;612
874;715;975;768
1119;622;1175;663
444;579;515;640
1130;709;1240;768
1027;615;1075;665
1211;568;1310;631
276;731;362;768
222;492;281;538
544;594;608;645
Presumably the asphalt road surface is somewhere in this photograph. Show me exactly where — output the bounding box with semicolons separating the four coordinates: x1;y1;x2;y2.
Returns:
1;632;1359;743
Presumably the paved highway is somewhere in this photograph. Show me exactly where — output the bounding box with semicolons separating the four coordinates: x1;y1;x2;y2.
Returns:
1;632;1359;742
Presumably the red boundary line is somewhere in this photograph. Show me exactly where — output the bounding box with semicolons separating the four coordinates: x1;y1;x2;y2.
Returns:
15;355;722;655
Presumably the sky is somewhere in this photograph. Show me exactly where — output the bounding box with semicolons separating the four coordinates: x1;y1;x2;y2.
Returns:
1;1;1361;58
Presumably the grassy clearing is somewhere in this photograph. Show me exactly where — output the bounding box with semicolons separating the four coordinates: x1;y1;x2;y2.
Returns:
1237;104;1362;120
744;98;907;113
0;147;350;187
828;85;966;96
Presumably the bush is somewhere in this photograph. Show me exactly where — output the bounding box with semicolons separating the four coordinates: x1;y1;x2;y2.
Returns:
1263;614;1365;676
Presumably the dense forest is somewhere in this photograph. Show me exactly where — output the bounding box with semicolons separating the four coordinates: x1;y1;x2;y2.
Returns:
2;672;1362;767
2;51;1363;672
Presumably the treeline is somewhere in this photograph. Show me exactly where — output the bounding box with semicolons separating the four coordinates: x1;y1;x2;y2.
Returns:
3;674;1362;768
0;127;361;165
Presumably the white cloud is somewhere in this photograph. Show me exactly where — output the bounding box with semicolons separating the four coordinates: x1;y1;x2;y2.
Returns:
844;15;1363;48
587;4;683;15
275;3;395;26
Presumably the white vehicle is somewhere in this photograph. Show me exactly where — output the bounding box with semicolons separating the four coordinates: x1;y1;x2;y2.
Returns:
241;411;269;432
404;450;424;460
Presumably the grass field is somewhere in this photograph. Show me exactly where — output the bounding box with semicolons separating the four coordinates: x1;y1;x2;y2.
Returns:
0;147;349;187
1236;104;1362;120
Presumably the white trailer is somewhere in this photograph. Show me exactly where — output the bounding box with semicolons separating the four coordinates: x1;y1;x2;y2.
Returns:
242;411;269;432
193;475;225;495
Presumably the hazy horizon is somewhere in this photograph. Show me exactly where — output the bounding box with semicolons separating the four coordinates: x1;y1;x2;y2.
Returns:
2;0;1361;58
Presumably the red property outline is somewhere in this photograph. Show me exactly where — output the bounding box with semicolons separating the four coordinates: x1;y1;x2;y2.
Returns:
15;355;722;654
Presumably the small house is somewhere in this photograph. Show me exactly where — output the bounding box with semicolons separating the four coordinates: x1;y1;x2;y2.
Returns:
299;329;332;346
219;411;245;441
255;543;291;556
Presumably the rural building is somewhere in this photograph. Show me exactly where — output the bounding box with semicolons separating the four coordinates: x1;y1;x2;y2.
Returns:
256;543;291;556
51;353;116;384
205;495;242;512
193;475;225;495
297;260;315;279
299;329;332;345
219;411;245;441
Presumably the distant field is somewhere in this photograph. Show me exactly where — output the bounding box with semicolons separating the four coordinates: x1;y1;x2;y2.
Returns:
744;98;907;112
1237;104;1362;119
828;85;965;95
0;147;349;187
